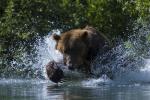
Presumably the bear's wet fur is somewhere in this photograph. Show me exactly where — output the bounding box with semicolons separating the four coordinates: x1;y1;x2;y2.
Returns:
52;26;110;75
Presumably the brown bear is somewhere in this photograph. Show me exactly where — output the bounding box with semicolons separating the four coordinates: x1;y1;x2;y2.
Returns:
52;26;110;74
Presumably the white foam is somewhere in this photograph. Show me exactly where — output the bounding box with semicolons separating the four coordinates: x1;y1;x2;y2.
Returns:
45;35;63;62
82;75;113;87
35;30;63;79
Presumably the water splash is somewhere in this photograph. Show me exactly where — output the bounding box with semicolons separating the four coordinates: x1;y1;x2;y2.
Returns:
2;24;150;86
35;25;150;85
82;75;113;87
35;30;88;80
82;25;150;86
35;30;63;79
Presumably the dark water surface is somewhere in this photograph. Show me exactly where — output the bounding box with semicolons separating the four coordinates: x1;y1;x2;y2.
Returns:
0;79;150;100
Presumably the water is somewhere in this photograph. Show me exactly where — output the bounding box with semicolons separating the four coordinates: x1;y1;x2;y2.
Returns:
1;25;150;100
1;79;150;100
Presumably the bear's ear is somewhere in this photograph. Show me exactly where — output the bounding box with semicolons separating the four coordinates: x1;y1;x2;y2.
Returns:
81;31;88;39
52;34;60;41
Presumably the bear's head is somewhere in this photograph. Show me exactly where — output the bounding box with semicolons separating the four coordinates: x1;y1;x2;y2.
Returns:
52;29;89;71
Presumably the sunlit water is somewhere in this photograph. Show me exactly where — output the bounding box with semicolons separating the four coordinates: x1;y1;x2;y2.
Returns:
1;25;150;100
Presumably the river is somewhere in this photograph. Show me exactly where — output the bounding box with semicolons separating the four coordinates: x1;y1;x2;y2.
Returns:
1;79;150;100
1;26;150;100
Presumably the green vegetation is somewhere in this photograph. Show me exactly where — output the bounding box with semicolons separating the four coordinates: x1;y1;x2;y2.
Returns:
0;0;150;77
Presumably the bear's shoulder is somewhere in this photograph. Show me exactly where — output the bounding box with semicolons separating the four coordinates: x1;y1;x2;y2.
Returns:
61;29;88;39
